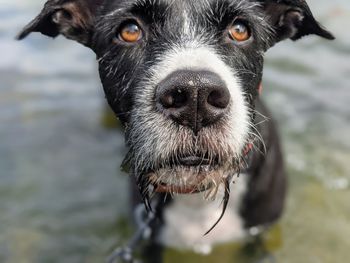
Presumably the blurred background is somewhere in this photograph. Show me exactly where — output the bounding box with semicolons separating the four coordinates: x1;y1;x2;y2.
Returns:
0;0;349;262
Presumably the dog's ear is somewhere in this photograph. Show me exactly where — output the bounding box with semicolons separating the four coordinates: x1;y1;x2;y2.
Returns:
262;0;334;43
16;0;104;47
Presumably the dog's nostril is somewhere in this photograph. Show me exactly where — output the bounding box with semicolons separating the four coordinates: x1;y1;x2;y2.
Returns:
160;89;187;108
159;93;174;108
207;89;230;109
173;90;188;108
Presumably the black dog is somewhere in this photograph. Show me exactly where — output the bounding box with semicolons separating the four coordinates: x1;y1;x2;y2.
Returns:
18;0;334;254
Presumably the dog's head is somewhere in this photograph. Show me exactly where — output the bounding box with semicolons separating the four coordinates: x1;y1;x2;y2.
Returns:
18;0;333;199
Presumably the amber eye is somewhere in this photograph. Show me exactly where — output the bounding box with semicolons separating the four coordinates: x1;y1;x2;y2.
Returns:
118;22;142;43
229;22;251;42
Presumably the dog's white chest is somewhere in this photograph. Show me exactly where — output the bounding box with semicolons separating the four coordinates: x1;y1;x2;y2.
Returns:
158;175;248;253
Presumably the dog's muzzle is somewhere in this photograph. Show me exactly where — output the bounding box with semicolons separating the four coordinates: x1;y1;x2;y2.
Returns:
141;70;235;195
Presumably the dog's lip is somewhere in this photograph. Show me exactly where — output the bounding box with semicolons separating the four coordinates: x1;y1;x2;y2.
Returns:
155;181;212;194
147;154;219;194
178;156;211;166
149;163;215;194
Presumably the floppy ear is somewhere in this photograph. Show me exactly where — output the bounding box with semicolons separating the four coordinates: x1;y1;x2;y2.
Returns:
262;0;334;43
16;0;104;47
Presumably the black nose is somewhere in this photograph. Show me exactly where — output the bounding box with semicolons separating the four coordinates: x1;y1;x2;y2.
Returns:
156;70;231;134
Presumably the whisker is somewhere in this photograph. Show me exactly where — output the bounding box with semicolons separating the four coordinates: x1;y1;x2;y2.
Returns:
204;177;231;236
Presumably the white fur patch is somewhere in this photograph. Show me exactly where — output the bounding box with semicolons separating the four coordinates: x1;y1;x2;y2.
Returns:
142;44;249;156
158;174;248;252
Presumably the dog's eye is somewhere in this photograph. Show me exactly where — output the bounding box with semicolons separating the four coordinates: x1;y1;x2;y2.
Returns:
118;22;143;43
229;22;251;42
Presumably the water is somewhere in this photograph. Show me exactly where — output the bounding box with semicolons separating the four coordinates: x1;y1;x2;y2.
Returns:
0;0;349;262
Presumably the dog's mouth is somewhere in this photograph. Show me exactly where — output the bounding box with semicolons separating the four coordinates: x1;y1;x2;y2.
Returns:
150;166;211;195
145;154;230;195
178;156;212;166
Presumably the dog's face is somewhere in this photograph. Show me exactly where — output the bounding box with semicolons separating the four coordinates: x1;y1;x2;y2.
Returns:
97;0;272;197
18;0;333;199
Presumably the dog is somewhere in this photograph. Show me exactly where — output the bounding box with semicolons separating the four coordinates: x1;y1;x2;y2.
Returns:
18;0;334;256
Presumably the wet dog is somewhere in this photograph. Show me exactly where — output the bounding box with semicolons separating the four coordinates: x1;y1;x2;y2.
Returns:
18;0;334;253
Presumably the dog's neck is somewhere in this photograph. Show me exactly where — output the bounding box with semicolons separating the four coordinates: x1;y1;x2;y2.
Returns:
158;174;248;253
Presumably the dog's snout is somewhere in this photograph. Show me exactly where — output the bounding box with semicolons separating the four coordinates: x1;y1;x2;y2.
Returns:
156;70;230;133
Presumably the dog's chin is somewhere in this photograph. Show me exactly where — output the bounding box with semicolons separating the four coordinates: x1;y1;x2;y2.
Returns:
146;157;236;197
148;166;214;194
